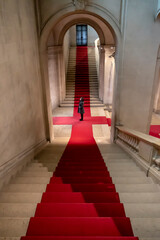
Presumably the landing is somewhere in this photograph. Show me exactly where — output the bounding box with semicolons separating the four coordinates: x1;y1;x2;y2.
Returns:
52;106;111;143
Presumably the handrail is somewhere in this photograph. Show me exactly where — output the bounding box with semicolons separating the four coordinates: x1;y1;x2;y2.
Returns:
116;126;160;149
115;126;160;183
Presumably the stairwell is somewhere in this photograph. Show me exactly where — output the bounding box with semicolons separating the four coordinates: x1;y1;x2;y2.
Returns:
60;47;104;107
0;46;160;240
0;136;160;239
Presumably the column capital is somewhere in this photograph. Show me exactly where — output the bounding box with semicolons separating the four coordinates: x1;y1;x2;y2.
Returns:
99;45;115;54
47;45;63;56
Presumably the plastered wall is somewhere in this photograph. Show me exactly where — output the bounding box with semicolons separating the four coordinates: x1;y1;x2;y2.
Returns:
119;0;160;132
0;0;46;174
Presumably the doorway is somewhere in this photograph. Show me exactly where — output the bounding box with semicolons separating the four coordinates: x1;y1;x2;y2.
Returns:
76;25;88;46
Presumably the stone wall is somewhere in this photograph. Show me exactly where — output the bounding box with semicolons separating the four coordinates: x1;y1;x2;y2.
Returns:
119;0;160;132
0;0;46;177
63;30;70;75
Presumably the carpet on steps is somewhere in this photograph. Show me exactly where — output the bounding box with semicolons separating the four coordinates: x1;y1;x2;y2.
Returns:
22;237;139;240
21;46;138;240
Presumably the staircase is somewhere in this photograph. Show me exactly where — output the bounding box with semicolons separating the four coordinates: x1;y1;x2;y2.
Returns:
0;140;160;239
0;46;160;239
60;47;104;107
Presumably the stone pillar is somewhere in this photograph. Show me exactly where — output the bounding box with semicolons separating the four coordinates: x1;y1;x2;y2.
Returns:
153;56;160;113
47;45;66;106
40;48;54;142
98;45;105;100
103;46;115;105
98;45;115;103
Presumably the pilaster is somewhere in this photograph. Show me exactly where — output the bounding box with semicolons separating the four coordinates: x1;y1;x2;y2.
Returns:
47;45;66;104
98;45;115;102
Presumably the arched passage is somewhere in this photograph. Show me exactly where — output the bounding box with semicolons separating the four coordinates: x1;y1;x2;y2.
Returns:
39;8;121;142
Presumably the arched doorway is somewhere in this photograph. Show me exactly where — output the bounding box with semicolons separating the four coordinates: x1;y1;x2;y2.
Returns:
39;9;121;142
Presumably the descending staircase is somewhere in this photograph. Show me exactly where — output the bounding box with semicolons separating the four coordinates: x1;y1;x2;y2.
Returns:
60;47;104;107
0;143;160;239
0;46;160;240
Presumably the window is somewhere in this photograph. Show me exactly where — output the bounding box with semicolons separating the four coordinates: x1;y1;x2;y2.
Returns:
76;25;87;46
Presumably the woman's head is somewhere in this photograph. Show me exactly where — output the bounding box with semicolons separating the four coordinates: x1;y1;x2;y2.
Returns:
80;97;84;101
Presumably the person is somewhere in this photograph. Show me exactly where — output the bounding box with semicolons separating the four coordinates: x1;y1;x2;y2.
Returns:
78;97;84;121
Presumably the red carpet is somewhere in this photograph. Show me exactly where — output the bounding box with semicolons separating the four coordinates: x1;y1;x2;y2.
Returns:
21;47;138;240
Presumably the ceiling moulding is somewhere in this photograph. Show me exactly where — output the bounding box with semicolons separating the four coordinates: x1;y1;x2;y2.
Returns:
155;0;160;20
72;0;87;10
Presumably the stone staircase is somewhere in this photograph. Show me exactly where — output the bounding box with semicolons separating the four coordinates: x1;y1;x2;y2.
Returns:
60;47;104;107
0;139;160;239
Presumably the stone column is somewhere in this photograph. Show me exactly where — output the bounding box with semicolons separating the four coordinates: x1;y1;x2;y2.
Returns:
153;56;160;113
98;45;105;100
47;45;66;107
98;45;115;103
40;47;54;142
47;46;60;110
57;45;66;103
103;46;115;105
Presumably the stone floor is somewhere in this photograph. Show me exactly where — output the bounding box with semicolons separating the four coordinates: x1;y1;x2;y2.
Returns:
151;112;160;124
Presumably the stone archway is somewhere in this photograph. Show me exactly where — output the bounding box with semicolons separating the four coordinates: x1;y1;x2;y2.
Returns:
39;7;121;142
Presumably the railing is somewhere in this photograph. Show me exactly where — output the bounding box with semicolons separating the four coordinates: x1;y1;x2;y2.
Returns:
115;126;160;182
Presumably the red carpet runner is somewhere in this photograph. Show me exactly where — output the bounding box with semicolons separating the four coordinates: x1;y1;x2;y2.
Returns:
21;47;138;240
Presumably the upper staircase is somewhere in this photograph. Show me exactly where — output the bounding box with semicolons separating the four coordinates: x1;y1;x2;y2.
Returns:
60;47;104;107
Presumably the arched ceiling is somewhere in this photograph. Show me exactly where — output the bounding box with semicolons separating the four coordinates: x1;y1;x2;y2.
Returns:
47;11;116;46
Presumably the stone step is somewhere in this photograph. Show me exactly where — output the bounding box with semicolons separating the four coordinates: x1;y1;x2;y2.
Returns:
62;101;102;104
0;203;37;217
66;84;98;86
110;171;146;177
115;184;159;193
0;218;30;237
0;192;42;203
2;183;158;193
124;203;160;217
119;192;160;203
12;176;152;184
2;184;47;193
66;90;98;93
0;238;20;240
112;176;152;184
65;93;99;96
104;158;132;163
60;103;104;107
107;165;141;171
65;97;100;100
131;218;160;238
102;153;130;159
12;176;50;184
19;171;53;177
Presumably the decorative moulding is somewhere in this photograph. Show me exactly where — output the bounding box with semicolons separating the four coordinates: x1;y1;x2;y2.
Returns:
72;0;87;10
155;0;160;19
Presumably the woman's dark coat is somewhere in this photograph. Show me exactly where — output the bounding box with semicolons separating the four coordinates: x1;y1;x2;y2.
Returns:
78;100;84;114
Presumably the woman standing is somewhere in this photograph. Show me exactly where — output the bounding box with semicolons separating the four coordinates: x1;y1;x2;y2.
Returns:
78;97;84;121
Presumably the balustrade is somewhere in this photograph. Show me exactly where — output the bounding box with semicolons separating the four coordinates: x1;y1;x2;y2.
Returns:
115;126;160;183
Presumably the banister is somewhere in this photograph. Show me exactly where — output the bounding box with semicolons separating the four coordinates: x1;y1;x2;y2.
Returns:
115;126;160;184
116;126;160;149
